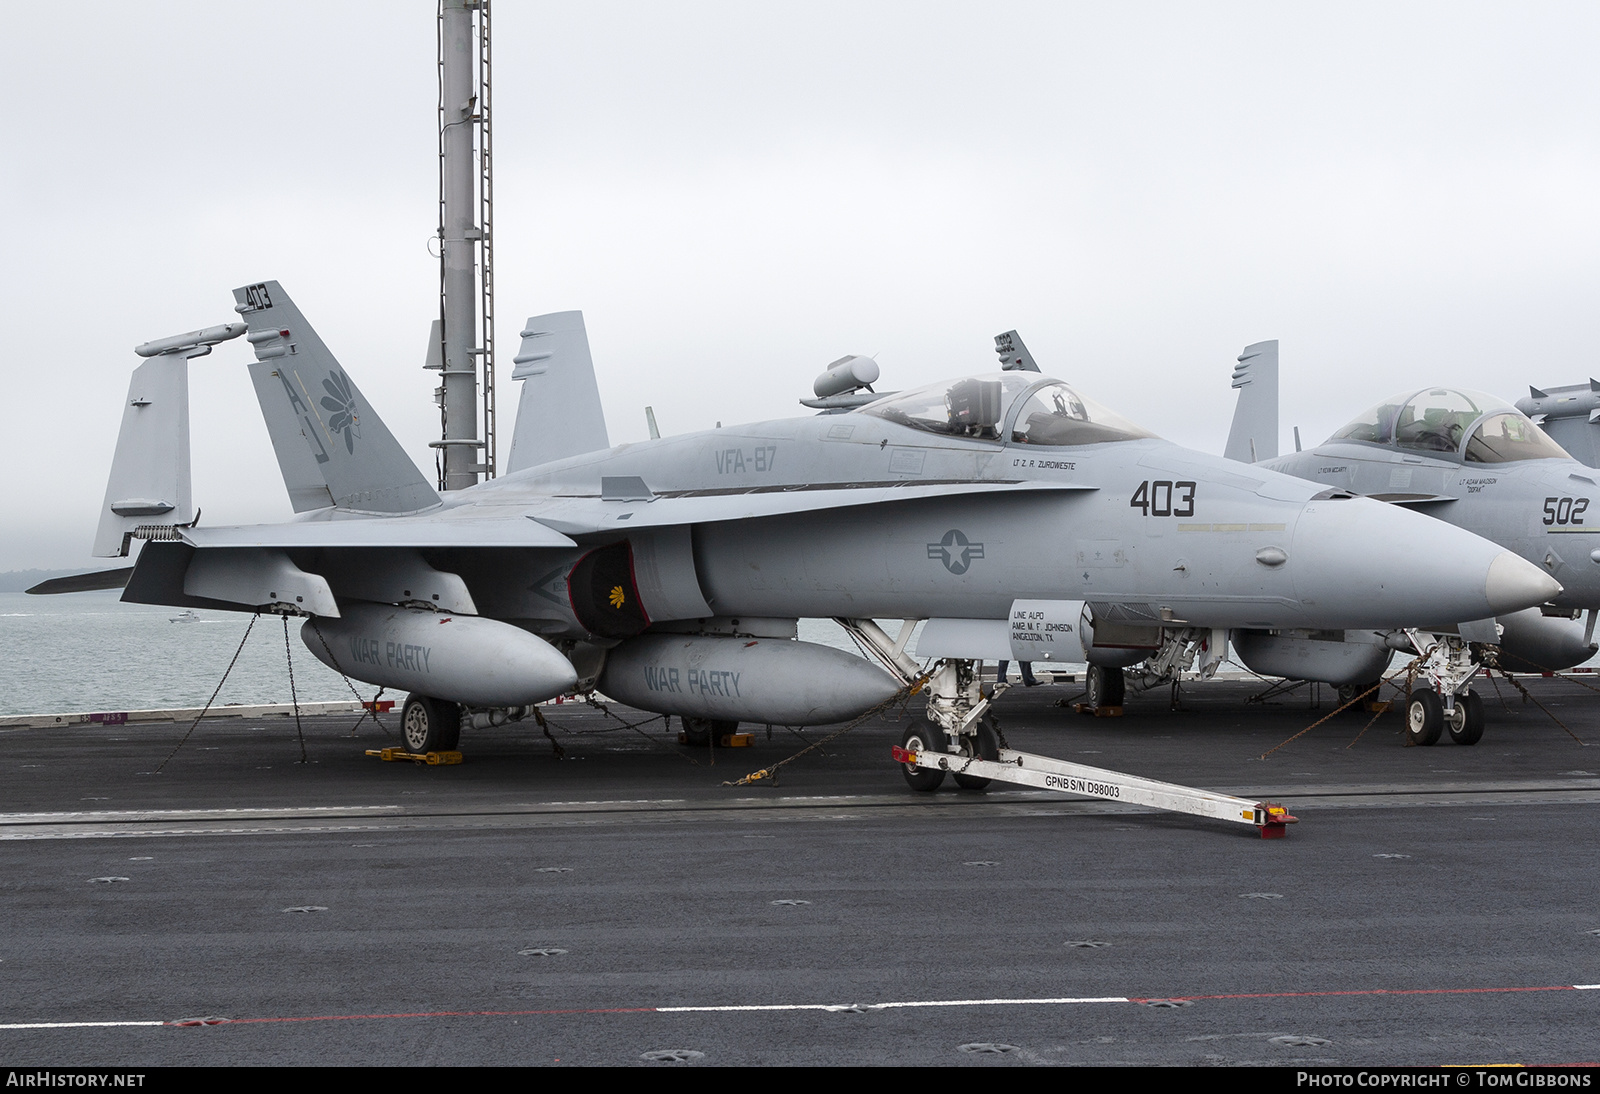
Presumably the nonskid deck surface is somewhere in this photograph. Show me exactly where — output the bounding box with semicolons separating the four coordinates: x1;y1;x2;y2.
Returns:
2;679;1597;1066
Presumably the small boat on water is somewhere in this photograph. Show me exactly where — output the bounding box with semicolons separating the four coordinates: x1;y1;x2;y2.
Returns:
169;610;201;624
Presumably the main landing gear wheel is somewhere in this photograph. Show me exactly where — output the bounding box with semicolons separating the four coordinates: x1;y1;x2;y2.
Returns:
900;719;948;792
1338;679;1382;712
1405;690;1444;747
1447;689;1485;746
682;718;738;747
952;719;1002;791
1085;665;1125;708
402;694;461;752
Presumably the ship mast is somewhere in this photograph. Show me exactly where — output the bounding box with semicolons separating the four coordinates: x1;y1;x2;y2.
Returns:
430;0;495;490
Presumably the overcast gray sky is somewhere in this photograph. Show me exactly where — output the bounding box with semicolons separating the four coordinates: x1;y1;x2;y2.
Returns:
3;1;1598;571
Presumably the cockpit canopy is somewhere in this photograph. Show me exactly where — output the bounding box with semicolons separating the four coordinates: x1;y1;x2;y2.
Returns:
1328;387;1570;464
860;374;1155;446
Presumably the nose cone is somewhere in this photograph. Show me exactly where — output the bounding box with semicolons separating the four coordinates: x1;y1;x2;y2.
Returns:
1290;497;1562;629
1484;551;1563;615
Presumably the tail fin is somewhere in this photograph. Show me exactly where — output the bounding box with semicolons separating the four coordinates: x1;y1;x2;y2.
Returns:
1224;340;1279;463
92;323;245;556
505;310;611;473
232;281;439;513
93;353;192;556
994;330;1040;372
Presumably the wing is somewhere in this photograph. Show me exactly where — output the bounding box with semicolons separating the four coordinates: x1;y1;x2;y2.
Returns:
118;478;1094;627
519;478;1097;535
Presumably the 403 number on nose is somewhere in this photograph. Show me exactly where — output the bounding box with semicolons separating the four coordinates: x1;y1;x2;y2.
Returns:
1130;480;1196;518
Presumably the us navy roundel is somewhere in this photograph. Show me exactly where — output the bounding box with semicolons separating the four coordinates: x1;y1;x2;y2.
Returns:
927;529;985;575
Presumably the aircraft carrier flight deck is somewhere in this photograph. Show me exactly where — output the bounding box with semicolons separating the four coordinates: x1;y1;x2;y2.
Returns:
3;676;1598;1067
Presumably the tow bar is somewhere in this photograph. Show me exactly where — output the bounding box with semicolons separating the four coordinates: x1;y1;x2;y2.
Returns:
891;744;1297;838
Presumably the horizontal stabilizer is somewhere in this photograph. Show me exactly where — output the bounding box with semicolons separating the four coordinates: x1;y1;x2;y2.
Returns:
506;311;611;473
26;567;134;595
233;281;439;513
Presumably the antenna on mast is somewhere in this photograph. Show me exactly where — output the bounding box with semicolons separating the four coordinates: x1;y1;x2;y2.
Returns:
429;0;496;490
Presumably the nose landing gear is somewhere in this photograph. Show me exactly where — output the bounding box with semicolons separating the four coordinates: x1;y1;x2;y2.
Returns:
1401;631;1487;746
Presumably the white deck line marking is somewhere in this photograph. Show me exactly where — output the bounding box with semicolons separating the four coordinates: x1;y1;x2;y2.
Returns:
0;1021;166;1030
7;985;1596;1030
867;996;1129;1009
655;996;1130;1012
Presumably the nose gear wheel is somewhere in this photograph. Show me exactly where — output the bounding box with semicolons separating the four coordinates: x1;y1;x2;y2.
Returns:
899;719;947;792
1405;690;1443;746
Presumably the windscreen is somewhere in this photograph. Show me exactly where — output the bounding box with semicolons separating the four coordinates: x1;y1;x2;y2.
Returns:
1464;412;1570;463
1329;398;1404;444
1008;382;1156;446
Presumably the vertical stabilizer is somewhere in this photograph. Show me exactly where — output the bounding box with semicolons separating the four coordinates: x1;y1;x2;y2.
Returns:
505;311;611;473
93;355;193;556
994;330;1040;372
92;323;246;557
233;281;440;512
1224;340;1279;463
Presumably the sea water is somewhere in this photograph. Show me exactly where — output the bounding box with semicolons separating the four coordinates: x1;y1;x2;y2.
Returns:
0;590;357;716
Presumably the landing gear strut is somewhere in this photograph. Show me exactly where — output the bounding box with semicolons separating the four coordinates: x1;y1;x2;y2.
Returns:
830;620;1012;795
1402;631;1488;746
902;658;1004;793
951;719;1001;791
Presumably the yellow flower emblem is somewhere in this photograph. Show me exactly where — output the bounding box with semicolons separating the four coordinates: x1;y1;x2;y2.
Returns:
608;585;626;609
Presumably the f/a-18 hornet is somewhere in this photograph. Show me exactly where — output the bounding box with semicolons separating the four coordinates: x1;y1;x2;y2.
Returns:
1223;340;1598;746
79;283;1558;787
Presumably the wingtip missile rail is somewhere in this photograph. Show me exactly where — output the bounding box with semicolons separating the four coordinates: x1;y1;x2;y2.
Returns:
134;323;248;359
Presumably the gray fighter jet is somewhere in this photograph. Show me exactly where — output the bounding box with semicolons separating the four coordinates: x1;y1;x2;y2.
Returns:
1516;381;1600;469
1224;342;1598;744
71;283;1560;786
